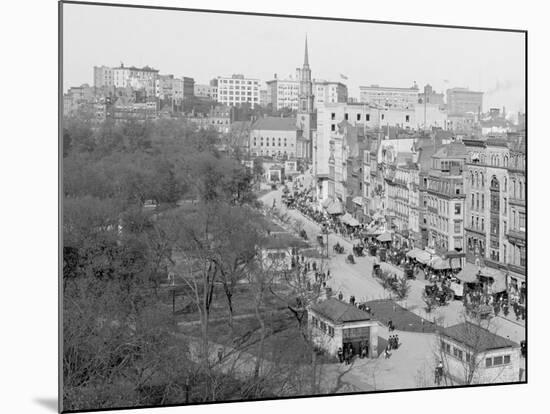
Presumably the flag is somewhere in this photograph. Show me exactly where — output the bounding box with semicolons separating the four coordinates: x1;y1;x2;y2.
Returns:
340;74;348;80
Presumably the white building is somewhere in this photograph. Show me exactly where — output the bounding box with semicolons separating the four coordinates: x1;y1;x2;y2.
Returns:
249;116;298;159
359;84;420;109
217;74;260;108
440;322;521;384
266;77;300;110
314;102;446;202
265;76;348;111
313;80;348;109
113;64;159;97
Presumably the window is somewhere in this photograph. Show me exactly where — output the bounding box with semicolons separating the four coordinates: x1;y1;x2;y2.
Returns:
481;218;485;231
446;343;451;353
519;212;526;231
381;114;385;120
504;355;511;364
454;203;461;215
406;115;410;122
328;326;335;337
331;112;336;120
471;194;475;209
357;113;361;121
466;353;471;363
366;114;370;121
454;221;461;233
481;194;485;210
486;358;493;368
331;124;336;132
493;356;503;366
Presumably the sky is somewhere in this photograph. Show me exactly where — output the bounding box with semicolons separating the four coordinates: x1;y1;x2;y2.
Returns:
63;3;526;113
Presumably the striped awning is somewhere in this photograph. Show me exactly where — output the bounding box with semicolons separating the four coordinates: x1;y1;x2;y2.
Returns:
352;196;363;206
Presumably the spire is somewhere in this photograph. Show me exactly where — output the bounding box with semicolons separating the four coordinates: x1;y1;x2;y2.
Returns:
304;35;309;67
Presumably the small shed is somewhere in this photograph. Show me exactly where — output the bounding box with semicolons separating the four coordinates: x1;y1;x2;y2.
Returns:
308;298;380;358
439;322;521;384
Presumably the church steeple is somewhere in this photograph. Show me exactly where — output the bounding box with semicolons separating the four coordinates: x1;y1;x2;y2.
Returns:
304;35;309;67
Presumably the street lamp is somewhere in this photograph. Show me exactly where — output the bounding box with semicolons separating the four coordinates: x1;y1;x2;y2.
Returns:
322;226;330;258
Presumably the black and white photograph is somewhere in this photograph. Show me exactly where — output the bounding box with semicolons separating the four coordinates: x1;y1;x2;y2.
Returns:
59;1;527;412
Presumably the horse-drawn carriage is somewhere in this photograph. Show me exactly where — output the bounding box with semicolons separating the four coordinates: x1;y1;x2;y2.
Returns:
333;242;345;254
368;245;378;257
404;263;415;279
346;254;355;264
466;303;493;320
353;244;364;256
423;284;454;306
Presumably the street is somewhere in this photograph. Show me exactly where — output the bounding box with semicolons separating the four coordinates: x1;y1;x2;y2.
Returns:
259;174;525;345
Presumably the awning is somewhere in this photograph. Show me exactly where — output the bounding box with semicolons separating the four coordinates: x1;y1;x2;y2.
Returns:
429;257;452;270
377;231;393;242
480;267;507;293
456;262;480;283
341;213;360;227
326;199;344;215
352;196;363;206
372;212;384;221
406;248;432;264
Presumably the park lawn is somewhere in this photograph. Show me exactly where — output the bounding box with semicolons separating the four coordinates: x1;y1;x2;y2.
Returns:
365;299;440;333
181;310;337;366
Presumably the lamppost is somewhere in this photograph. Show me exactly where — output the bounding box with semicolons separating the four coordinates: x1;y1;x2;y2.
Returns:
322;226;330;258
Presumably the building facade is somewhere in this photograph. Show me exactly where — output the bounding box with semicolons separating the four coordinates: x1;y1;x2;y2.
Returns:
113;64;159;98
424;142;468;258
216;74;261;108
359;83;419;109
249;117;298;159
93;66;114;89
463;135;526;304
446;88;484;116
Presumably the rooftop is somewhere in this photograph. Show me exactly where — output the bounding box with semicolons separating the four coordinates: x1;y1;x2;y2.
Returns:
442;322;519;352
310;298;372;324
433;142;468;159
252;116;297;132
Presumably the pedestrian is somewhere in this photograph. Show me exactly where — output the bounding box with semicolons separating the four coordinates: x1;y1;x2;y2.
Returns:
327;269;331;278
395;335;399;349
338;291;343;300
337;347;344;363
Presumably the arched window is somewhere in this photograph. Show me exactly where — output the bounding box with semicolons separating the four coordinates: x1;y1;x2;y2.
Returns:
504;155;509;167
470;171;474;186
491;176;500;190
504;177;507;192
475;172;479;187
512;180;516;198
480;172;484;187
